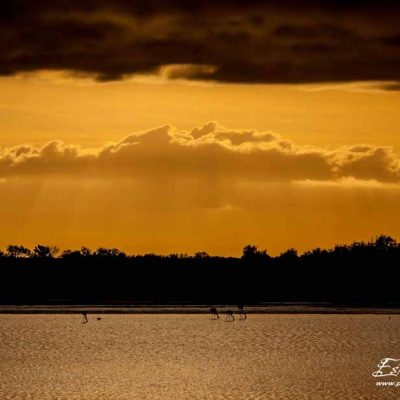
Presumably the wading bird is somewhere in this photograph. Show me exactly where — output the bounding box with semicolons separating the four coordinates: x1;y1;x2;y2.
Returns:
209;307;219;320
82;312;88;324
237;305;247;320
226;309;235;322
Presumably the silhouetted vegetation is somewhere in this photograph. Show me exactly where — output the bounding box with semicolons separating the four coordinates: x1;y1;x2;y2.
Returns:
1;236;400;305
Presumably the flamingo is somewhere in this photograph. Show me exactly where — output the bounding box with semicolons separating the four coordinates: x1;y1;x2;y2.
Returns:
82;311;88;324
237;304;247;320
226;309;235;322
209;307;219;320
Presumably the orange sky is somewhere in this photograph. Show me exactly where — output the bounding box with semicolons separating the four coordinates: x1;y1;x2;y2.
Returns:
1;72;400;150
0;72;399;255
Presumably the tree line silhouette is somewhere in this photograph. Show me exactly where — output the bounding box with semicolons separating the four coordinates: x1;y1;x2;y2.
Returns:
0;235;399;305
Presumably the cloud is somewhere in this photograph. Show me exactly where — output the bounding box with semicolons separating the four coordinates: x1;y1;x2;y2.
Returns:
1;122;399;186
292;177;400;190
299;81;400;93
1;1;400;85
379;82;400;91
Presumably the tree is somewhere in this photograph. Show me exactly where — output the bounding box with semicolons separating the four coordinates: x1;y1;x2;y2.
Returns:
80;247;91;257
33;245;59;258
278;248;298;261
241;244;270;263
6;245;32;258
60;249;81;259
375;235;397;250
94;247;125;258
194;251;210;259
242;245;258;259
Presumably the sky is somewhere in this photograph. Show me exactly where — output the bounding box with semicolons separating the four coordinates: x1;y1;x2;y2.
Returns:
0;0;400;256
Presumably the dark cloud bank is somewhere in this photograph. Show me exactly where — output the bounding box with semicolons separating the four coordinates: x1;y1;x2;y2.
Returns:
1;0;400;84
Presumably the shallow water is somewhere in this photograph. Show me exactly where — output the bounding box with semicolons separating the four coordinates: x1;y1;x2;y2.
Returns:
0;314;399;399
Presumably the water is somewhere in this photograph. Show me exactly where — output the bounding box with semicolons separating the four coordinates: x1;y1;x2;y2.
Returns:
0;314;399;399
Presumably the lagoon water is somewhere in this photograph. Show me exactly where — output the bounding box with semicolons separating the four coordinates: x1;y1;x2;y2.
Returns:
0;314;399;400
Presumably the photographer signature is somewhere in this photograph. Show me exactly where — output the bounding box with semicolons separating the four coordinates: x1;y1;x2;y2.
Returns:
372;358;400;377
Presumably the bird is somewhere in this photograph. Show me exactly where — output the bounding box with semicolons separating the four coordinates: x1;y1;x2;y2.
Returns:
209;307;219;320
82;312;88;324
226;309;235;322
237;304;247;320
97;317;102;321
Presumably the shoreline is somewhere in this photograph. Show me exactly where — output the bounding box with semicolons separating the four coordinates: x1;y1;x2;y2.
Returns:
1;304;400;314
